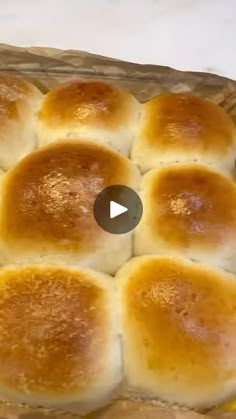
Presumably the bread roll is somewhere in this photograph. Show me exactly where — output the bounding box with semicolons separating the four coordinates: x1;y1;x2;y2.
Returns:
131;93;236;173
0;73;43;170
0;264;120;413
117;255;236;409
0;140;140;273
134;162;236;272
37;80;141;156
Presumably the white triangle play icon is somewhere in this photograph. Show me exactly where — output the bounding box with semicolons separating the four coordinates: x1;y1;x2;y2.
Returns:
110;201;128;219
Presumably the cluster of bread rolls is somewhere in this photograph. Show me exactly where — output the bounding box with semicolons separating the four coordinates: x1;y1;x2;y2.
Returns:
0;74;236;415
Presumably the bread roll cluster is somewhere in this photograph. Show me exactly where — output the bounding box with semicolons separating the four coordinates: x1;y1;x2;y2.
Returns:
0;74;235;414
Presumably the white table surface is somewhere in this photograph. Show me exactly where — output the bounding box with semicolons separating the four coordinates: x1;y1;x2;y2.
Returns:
0;0;236;80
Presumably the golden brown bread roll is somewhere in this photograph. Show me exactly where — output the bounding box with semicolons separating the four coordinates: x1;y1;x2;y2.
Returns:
134;162;236;272
0;139;140;273
0;73;43;170
0;264;120;413
117;255;236;409
37;79;141;156
0;71;235;416
131;93;236;173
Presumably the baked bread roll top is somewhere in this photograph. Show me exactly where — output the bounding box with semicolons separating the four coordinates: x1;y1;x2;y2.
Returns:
0;265;120;412
132;93;236;173
37;80;141;156
0;140;140;273
118;255;236;409
135;163;236;272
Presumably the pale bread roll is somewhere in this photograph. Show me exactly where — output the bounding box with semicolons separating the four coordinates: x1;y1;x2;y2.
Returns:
134;162;236;272
37;79;141;156
0;139;141;273
0;73;43;170
0;264;121;413
131;93;236;173
117;255;236;409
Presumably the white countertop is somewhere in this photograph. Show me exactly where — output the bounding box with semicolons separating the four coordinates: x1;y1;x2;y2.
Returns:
0;0;236;79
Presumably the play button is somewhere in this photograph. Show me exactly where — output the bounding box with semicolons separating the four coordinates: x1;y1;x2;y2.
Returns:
93;185;143;234
110;201;128;218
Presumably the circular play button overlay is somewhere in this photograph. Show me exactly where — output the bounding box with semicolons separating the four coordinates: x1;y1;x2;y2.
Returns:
93;185;143;234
